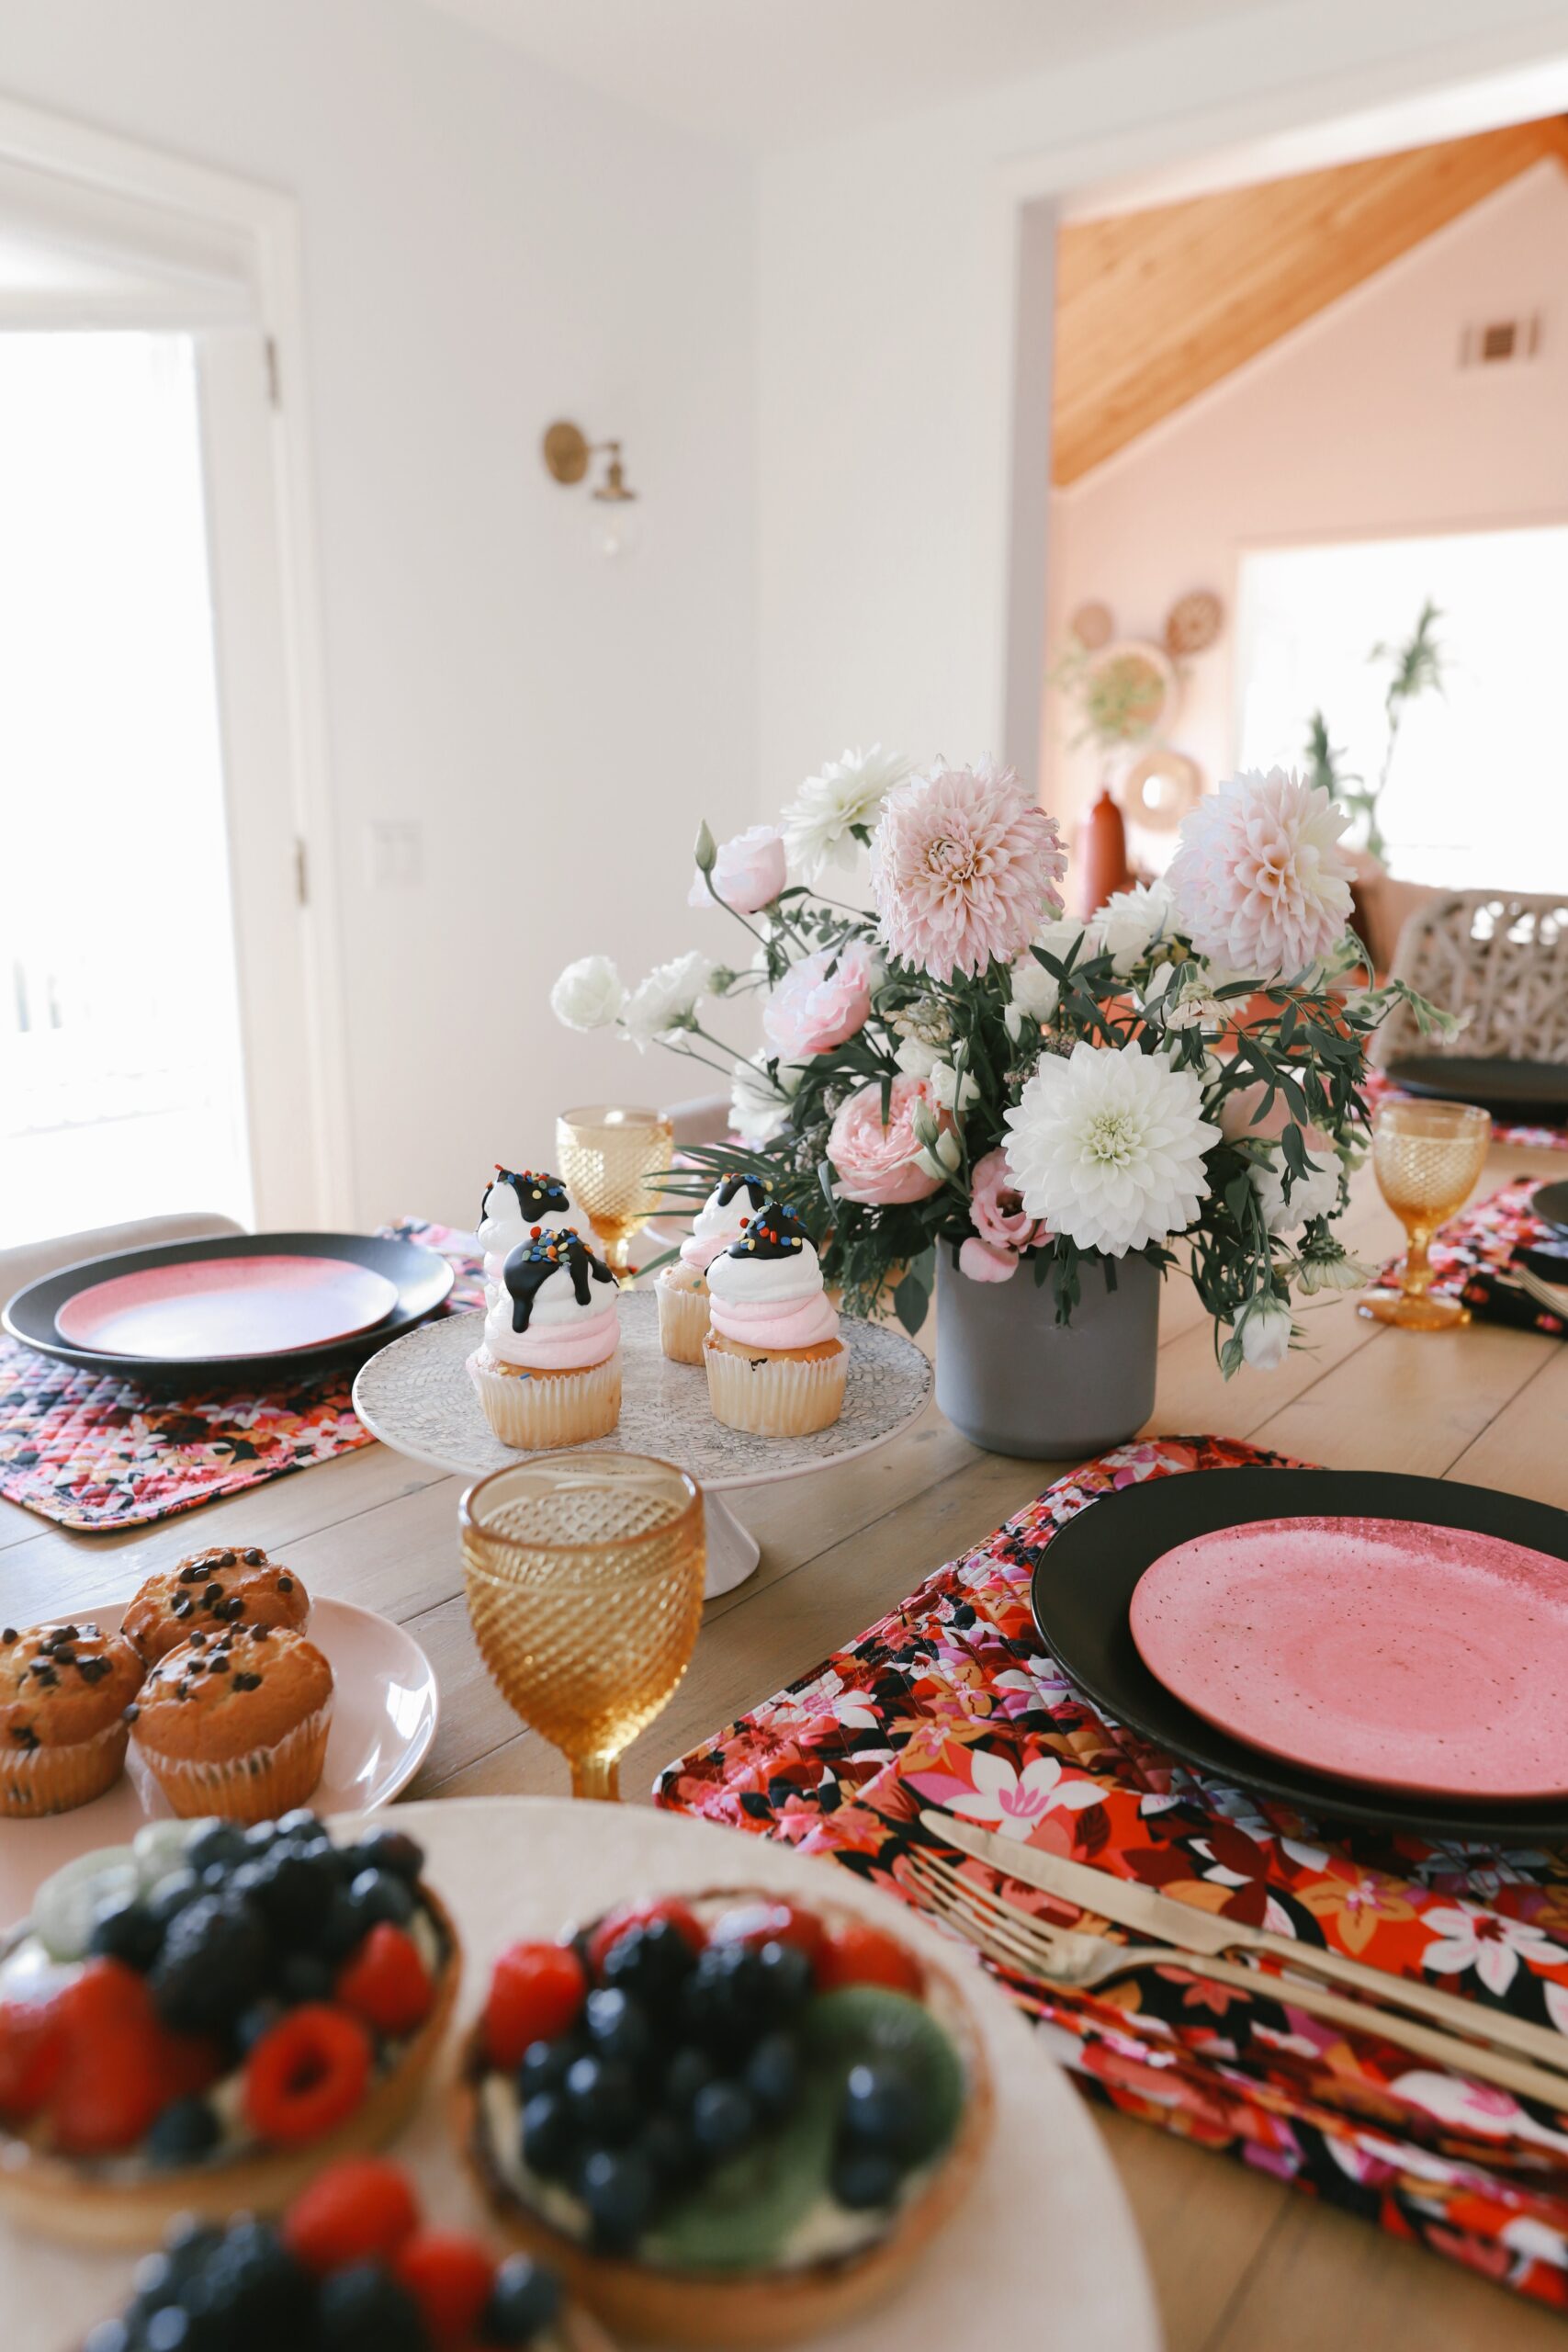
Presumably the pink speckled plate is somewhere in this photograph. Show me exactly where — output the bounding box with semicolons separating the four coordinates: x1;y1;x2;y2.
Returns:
1129;1515;1568;1800
54;1253;400;1360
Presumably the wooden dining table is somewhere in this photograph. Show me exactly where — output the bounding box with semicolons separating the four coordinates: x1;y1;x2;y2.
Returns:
4;1135;1566;2352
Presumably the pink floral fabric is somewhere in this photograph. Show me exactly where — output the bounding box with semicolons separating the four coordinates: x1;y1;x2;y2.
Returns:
0;1222;482;1531
1372;1177;1566;1338
658;1436;1568;2312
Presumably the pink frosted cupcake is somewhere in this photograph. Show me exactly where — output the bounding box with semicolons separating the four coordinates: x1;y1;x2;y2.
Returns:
656;1172;769;1364
702;1201;848;1435
468;1226;622;1448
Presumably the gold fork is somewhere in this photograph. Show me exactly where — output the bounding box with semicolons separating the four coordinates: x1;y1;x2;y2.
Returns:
904;1849;1568;2114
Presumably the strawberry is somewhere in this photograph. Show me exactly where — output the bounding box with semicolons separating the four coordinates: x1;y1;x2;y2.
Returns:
393;2229;496;2344
815;1919;923;1997
483;1941;586;2071
0;1994;64;2120
283;2154;421;2274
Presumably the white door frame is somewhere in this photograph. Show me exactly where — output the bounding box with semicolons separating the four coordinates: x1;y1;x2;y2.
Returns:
0;94;353;1227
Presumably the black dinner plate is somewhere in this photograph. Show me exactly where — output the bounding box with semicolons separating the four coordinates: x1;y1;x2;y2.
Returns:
4;1232;455;1393
1029;1466;1568;1844
1384;1054;1568;1124
1532;1180;1568;1238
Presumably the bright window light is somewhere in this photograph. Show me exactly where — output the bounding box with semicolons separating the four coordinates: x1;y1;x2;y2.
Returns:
1235;526;1568;893
0;332;252;1249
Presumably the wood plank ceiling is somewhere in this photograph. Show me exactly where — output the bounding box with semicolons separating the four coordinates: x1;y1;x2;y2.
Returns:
1052;115;1568;487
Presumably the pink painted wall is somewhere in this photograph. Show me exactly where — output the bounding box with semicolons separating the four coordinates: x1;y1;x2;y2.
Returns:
1043;160;1568;855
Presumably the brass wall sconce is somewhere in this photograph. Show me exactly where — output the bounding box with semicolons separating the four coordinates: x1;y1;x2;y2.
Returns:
542;419;640;558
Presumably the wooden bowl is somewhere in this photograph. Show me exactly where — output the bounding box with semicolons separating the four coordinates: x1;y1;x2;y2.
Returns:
0;1888;462;2249
453;1888;993;2348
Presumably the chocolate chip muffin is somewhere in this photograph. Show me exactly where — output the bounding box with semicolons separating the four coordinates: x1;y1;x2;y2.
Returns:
0;1620;146;1815
122;1545;310;1663
130;1623;333;1825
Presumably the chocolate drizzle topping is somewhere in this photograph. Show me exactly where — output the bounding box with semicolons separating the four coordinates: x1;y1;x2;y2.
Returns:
502;1227;615;1334
725;1200;811;1261
716;1172;768;1214
484;1167;572;1227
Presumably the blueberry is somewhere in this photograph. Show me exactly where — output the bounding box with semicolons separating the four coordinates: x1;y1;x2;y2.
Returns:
639;2109;695;2183
347;1866;414;1928
145;1869;204;1928
242;1819;281;1852
483;2253;562;2344
601;1917;696;2010
88;1893;164;1972
278;1951;335;2004
149;1894;273;2036
518;2034;576;2098
161;2220;225;2278
274;1808;327;1842
144;2310;194;2352
131;2248;182;2312
564;2052;639;2144
745;2030;800;2118
185;1821;249;1873
840;2060;930;2160
691;2078;757;2161
314;2260;426;2352
346;1826;423;1883
663;2044;717;2111
681;1941;766;2058
520;2090;575;2179
580;2146;655;2253
244;1844;334;1939
584;1986;652;2075
755;1939;813;2018
83;2323;133;2352
146;2096;221;2166
831;2146;902;2209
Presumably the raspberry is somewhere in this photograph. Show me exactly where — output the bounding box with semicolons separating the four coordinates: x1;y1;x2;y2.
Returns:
0;1994;63;2120
709;1900;827;1973
586;1898;706;1980
392;2229;496;2344
243;2005;373;2146
49;1962;165;2156
816;1919;923;1997
283;2155;421;2274
335;1923;434;2037
484;1941;586;2071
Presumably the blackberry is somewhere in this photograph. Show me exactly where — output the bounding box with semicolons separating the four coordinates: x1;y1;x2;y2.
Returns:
87;1893;164;1973
149;1894;273;2037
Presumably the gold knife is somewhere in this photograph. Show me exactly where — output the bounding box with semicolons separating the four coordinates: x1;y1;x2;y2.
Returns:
923;1809;1568;2078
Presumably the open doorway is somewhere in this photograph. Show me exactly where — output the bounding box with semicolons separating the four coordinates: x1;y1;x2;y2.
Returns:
1038;106;1568;963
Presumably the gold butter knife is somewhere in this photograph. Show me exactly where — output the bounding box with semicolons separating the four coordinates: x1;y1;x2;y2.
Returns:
923;1809;1568;2078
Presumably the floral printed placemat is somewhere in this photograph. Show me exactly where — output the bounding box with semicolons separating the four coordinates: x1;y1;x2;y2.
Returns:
1364;1066;1568;1154
0;1222;482;1532
657;1435;1568;2311
1374;1177;1566;1338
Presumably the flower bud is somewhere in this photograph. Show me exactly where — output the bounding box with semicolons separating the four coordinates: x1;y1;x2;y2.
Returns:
693;820;717;874
909;1100;941;1149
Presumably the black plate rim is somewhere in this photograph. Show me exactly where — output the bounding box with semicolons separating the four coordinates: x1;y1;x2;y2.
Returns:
1531;1179;1568;1237
1383;1053;1568;1121
1029;1465;1568;1843
3;1231;456;1388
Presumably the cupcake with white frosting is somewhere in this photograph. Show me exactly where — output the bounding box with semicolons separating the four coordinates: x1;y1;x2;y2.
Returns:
468;1226;622;1448
656;1170;769;1364
703;1200;848;1435
477;1168;581;1305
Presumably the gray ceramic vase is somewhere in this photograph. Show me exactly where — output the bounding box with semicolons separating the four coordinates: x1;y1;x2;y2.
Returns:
934;1249;1159;1458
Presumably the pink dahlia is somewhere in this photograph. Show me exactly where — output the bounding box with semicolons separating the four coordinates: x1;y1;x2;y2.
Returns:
869;761;1066;983
1166;769;1354;980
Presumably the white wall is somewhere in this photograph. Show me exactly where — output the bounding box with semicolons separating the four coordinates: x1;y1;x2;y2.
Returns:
754;0;1568;828
0;0;756;1232
1045;163;1568;838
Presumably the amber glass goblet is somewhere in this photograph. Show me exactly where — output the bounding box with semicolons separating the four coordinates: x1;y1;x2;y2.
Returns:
1361;1098;1490;1330
557;1103;674;1280
459;1453;705;1802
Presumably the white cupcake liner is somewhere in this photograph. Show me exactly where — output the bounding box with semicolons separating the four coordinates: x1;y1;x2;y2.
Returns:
136;1697;333;1826
703;1337;848;1436
468;1345;622;1448
0;1713;131;1817
657;1274;710;1365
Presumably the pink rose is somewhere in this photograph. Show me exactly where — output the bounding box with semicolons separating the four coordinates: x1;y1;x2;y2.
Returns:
958;1238;1020;1282
764;943;874;1059
968;1145;1043;1254
828;1073;947;1205
690;824;787;915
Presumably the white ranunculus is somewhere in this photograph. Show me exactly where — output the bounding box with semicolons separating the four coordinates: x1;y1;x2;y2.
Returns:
1096;879;1174;975
1006;952;1060;1040
1237;1291;1292;1369
894;1034;942;1081
782;745;911;884
549;954;625;1032
927;1058;978;1117
622;951;715;1050
1250;1145;1343;1238
730;1050;802;1148
1002;1039;1221;1256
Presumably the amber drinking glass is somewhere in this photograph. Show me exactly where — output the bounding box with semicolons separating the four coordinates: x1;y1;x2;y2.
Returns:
1361;1098;1490;1329
459;1453;705;1802
557;1103;674;1279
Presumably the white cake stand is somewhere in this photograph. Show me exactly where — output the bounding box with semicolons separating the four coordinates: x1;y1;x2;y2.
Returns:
352;1292;933;1597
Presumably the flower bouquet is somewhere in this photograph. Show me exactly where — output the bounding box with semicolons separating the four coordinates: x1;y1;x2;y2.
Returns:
551;752;1451;1376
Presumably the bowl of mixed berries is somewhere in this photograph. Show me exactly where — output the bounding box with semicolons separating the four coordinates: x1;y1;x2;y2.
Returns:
456;1887;989;2346
75;2155;615;2352
0;1812;459;2245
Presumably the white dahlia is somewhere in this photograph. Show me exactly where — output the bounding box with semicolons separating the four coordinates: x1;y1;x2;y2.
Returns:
1003;1041;1221;1256
1166;768;1355;979
782;745;911;883
622;951;715;1049
1095;878;1174;975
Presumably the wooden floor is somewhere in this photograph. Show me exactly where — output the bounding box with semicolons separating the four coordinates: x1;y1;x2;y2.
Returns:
4;1139;1566;2350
